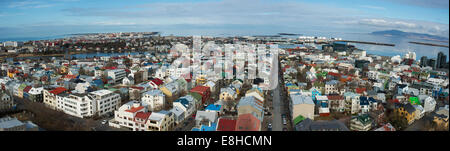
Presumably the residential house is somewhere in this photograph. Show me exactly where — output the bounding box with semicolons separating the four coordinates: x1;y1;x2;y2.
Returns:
169;106;185;125
220;86;237;101
122;76;135;86
0;92;14;112
146;110;174;131
190;85;211;105
204;81;217;93
237;96;264;121
328;95;345;112
109;101;147;130
27;87;43;103
160;82;179;98
0;117;39;131
141;90;165;111
107;69;126;84
325;80;339;95
316;95;330;116
195;110;218;127
374;123;396;131
394;103;417;125
350;114;373;131
173;96;196;119
360;96;370;114
235;113;261;131
43;87;68;110
295;119;349;131
413;105;425;120
344;92;361;114
290;94;315;123
419;95;436;113
216;118;237;131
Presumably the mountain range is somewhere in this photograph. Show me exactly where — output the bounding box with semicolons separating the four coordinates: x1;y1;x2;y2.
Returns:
371;30;448;42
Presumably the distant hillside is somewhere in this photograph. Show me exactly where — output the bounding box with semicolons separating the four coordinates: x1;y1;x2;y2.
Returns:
371;30;448;42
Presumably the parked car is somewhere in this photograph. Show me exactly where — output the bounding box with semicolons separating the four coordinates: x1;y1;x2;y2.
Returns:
101;120;108;125
268;123;272;131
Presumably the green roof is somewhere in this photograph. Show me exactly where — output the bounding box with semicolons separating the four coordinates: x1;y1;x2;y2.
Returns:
109;88;119;92
188;92;202;101
293;115;306;125
409;97;420;105
358;114;371;125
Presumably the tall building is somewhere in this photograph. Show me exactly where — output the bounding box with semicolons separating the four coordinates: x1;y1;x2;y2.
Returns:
420;56;428;67
428;59;436;69
436;52;447;69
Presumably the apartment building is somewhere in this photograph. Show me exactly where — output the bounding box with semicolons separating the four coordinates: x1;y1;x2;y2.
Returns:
147;110;174;131
107;69;127;84
110;101;147;131
141;90;165;111
88;89;121;117
44;89;120;118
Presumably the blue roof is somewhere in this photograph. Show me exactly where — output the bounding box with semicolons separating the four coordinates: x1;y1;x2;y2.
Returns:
368;97;377;103
360;96;369;105
205;104;221;111
192;123;217;131
175;98;189;108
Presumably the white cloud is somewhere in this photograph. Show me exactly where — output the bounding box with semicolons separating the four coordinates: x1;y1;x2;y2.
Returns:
360;5;386;10
8;0;56;9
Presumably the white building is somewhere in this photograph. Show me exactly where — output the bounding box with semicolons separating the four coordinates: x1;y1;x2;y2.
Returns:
141;90;165;111
325;80;339;95
48;89;121;118
147;110;174;131
109;101;147;131
107;69;127;84
419;95;436;113
2;41;23;47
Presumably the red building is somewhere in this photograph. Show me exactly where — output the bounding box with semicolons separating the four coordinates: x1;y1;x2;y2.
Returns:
216;118;237;131
235;113;261;131
190;86;211;104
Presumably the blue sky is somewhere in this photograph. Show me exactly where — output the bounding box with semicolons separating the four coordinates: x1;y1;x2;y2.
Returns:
0;0;448;38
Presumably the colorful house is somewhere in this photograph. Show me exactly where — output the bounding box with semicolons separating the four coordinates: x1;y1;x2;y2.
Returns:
409;97;420;105
394;103;417;125
190;86;211;105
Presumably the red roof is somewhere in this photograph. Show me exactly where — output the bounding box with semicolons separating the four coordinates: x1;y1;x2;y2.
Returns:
356;88;367;94
64;75;77;79
130;86;145;90
328;72;341;77
151;78;164;86
217;118;237;131
134;112;151;121
327;95;344;100
190;86;210;94
126;106;145;113
103;66;117;70
23;86;32;93
235;113;261;131
49;87;67;95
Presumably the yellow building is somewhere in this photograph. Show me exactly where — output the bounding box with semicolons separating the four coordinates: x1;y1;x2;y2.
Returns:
159;82;178;98
394;103;416;125
195;75;207;86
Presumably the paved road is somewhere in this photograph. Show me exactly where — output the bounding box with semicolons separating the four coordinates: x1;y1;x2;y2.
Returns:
272;83;282;131
271;55;283;131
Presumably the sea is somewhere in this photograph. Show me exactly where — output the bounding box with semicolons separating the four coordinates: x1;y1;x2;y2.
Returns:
1;31;448;61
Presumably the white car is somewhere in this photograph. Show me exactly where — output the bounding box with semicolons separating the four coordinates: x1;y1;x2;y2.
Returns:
101;120;108;125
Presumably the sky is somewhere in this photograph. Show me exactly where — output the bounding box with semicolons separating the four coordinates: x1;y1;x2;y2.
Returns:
0;0;448;38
